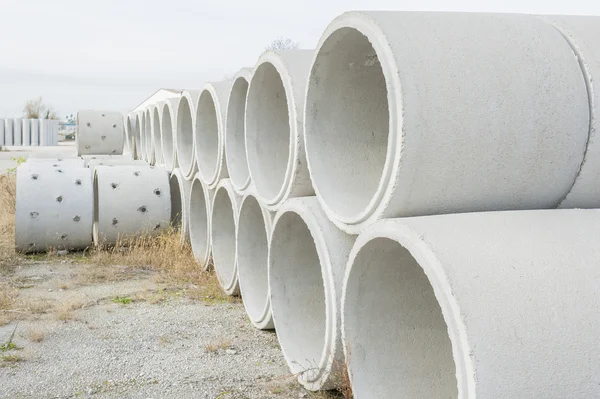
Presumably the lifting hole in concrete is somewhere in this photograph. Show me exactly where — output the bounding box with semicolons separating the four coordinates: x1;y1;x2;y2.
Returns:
138;206;147;214
30;211;39;219
73;215;81;222
154;188;161;196
56;196;63;203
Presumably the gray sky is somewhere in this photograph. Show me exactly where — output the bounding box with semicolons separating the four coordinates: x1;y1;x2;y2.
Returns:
1;0;598;119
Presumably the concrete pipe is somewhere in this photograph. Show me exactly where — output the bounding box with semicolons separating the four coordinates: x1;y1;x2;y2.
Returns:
134;112;144;160
76;110;125;156
15;164;93;253
269;196;355;391
82;154;134;167
0;119;4;146
210;179;241;295
30;119;39;146
93;165;170;246
236;191;274;330
162;99;179;172
4;118;13;146
22;119;31;146
304;12;590;234
126;113;137;159
86;159;146;174
177;91;200;179
195;82;231;188
39;119;49;146
152;102;164;165
342;210;600;398
225;69;252;193
122;114;132;157
26;158;85;169
246;50;314;210
144;108;154;164
169;168;192;243
188;172;214;270
13;118;22;146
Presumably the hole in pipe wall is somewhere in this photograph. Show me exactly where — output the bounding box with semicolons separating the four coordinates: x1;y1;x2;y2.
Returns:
75;179;82;186
73;215;80;222
138;206;147;214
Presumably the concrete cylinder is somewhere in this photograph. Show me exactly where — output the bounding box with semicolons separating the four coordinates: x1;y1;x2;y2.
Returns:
26;158;85;169
188;172;213;270
30;119;39;146
15;164;93;253
0;119;4;146
39;119;49;146
246;50;314;210
162;99;178;172
343;209;600;398
225;68;253;193
177;91;200;179
76;110;125;156
152;103;164;166
269;196;355;391
22;119;31;146
210;178;241;295
82;154;134;167
125;113;137;159
144;108;154;164
169;168;192;243
304;11;590;233
93;165;170;246
4;118;13;146
194;82;231;188
50;120;58;145
237;191;274;330
86;159;146;173
13;118;22;146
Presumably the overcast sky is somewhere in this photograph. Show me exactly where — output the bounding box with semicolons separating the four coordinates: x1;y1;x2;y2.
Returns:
0;0;599;119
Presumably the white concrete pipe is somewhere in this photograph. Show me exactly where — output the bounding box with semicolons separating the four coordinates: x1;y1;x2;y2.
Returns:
13;118;22;146
126;113;137;159
152;102;164;165
144;108;154;164
169;168;192;243
134;112;144;160
86;159;146;173
195;82;231;188
4;118;13;146
237;191;274;330
162;99;179;172
225;68;253;193
82;154;134;167
0;119;4;146
246;50;314;210
93;165;170;246
76;110;125;156
39;119;49;146
188;172;213;270
22;119;30;146
304;12;590;234
15;164;93;253
30;119;39;146
269;196;355;391
343;210;600;398
122;114;132;157
177;91;200;179
26;158;85;169
210;178;241;295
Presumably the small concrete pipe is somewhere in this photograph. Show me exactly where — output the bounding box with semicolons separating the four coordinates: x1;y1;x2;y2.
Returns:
0;119;4;145
343;209;600;398
162;99;179;172
15;164;93;252
152;102;164;165
13;118;22;146
22;119;31;146
188;172;214;270
169;168;192;243
30;119;39;146
39;119;49;146
210;178;241;295
93;165;170;246
236;190;274;330
304;11;590;234
195;82;231;188
4;118;13;146
76;110;125;156
225;68;253;193
246;50;314;209
269;196;355;391
177;91;200;179
144;108;154;164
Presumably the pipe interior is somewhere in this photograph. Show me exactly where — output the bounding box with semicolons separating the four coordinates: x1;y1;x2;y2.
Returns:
344;237;457;398
144;110;152;155
196;91;220;180
92;172;100;244
306;28;389;219
177;97;194;171
169;174;183;230
189;179;209;266
161;107;173;166
211;187;236;287
270;211;325;374
226;77;250;187
237;195;269;321
246;62;290;201
153;107;162;160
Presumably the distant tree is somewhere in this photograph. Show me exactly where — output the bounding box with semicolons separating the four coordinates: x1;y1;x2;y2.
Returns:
265;37;299;51
23;97;58;119
65;114;75;124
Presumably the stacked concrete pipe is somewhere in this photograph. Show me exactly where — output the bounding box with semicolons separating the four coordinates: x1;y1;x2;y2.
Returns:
39;119;49;147
76;110;125;156
152;102;164;165
15;163;93;253
195;82;231;188
245;50;314;209
343;210;600;398
169;168;192;243
4;118;13;146
93;165;170;246
144;108;154;164
126;113;138;159
135;111;146;161
176;91;200;179
30;119;39;146
13;118;22;146
22;119;31;146
303;11;590;233
162;99;179;172
0;119;4;145
188;172;213;270
236;190;274;329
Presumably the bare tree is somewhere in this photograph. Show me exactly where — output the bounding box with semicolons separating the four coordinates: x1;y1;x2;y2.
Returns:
23;97;58;119
265;37;299;51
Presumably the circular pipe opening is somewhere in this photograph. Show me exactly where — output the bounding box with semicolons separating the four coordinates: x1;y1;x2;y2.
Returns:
344;237;457;398
153;107;162;163
211;186;236;290
135;114;143;156
305;28;389;219
161;105;174;168
189;177;210;267
144;109;152;159
195;91;220;182
177;97;194;173
269;211;326;376
246;62;290;201
226;77;250;189
169;174;183;230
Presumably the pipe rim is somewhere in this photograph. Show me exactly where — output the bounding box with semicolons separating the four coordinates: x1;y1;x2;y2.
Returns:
195;83;226;187
188;172;211;270
162;100;178;172
176;94;196;177
152;104;163;165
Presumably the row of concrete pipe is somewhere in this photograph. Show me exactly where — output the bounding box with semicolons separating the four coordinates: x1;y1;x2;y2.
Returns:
1;118;59;146
16;11;600;398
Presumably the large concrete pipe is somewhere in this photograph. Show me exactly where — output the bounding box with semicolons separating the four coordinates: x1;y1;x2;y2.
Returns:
225;68;253;193
144;108;154;164
177;91;200;179
76;110;125;156
188;172;213;270
0;119;4;146
152;102;164;165
15;164;93;252
304;12;590;234
39;119;49;146
13;118;22;146
342;210;600;398
162;99;178;172
169;168;192;243
30;119;39;146
195;82;231;188
22;119;30;146
210;178;241;295
4;118;13;146
269;197;355;391
126;113;137;159
246;50;314;209
237;191;274;330
122;114;132;157
93;165;170;246
134;112;144;160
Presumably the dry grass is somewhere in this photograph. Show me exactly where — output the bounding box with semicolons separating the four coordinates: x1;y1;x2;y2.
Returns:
0;282;18;311
205;338;232;353
26;328;46;342
0;174;19;270
55;297;85;321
